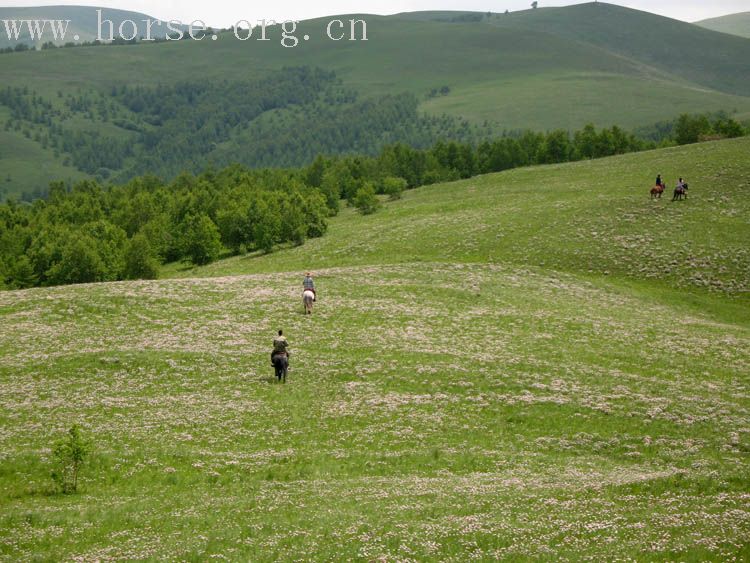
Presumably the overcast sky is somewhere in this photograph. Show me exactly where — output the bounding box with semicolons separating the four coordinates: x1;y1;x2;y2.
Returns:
2;1;749;27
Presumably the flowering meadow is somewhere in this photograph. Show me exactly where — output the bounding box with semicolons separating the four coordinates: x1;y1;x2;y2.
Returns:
1;138;748;560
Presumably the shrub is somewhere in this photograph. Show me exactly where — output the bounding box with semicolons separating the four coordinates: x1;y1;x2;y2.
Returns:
51;425;89;494
354;183;381;215
381;176;407;200
45;233;106;285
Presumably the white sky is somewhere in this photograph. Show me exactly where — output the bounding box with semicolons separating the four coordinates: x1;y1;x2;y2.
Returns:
2;1;749;27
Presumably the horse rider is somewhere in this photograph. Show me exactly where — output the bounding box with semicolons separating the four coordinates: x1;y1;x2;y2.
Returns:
303;272;316;302
271;330;290;366
655;174;663;188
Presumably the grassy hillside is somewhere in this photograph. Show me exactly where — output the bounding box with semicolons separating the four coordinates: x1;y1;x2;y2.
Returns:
170;137;750;298
0;112;86;200
2;5;750;198
0;6;186;48
696;12;750;38
1;139;748;559
485;3;750;96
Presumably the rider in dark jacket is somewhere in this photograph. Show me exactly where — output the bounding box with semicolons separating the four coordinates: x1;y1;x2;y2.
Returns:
271;330;290;365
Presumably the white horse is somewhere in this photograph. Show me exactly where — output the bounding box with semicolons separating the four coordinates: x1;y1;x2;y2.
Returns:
303;290;315;314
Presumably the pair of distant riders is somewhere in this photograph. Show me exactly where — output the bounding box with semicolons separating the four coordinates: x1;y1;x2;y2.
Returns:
270;272;316;381
655;174;688;192
654;174;688;200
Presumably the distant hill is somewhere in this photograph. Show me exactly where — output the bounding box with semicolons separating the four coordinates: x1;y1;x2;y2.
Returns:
695;12;750;38
483;3;750;96
1;2;750;198
0;5;188;48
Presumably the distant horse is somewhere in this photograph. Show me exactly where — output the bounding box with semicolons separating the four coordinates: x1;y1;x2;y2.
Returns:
303;290;315;315
650;185;664;199
272;353;288;383
672;183;688;201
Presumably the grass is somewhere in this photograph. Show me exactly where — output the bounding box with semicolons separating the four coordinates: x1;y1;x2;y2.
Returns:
1;138;748;559
421;71;750;130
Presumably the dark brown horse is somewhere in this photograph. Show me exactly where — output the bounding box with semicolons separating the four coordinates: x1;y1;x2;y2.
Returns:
272;353;288;383
672;183;688;201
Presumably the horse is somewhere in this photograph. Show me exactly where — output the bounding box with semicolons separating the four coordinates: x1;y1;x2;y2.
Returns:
650;185;664;199
303;289;315;315
272;353;288;383
672;183;688;201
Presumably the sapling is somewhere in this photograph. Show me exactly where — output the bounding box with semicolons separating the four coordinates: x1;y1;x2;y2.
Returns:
51;424;89;494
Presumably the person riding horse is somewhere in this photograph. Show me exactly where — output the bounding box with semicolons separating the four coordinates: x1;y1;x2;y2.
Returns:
303;272;316;301
673;178;689;201
271;330;290;382
651;174;665;199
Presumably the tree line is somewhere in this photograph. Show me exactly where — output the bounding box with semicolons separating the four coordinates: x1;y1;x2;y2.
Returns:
0;168;329;289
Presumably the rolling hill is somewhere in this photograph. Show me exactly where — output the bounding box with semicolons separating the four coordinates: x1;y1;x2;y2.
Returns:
1;139;748;559
1;2;750;199
0;5;187;48
696;11;750;38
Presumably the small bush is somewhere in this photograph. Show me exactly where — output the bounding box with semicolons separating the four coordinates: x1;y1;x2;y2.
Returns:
354;183;381;215
51;425;89;494
381;176;407;200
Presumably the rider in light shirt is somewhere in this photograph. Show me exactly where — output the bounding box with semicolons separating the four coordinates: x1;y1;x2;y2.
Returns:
303;272;316;301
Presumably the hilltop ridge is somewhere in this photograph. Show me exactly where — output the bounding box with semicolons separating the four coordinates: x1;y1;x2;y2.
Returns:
696;11;750;38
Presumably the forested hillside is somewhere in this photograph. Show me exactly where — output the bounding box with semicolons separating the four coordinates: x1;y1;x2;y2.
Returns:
2;4;750;197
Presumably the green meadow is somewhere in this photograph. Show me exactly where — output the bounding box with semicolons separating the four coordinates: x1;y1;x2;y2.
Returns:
1;138;748;559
